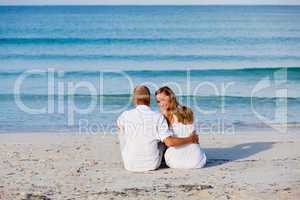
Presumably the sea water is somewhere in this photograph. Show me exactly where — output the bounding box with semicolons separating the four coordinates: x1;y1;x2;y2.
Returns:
0;6;299;133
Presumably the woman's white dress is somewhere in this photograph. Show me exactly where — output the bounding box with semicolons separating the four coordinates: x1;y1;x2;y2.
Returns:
165;123;206;169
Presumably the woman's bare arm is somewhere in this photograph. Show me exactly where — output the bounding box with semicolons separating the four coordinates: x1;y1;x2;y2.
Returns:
163;131;198;147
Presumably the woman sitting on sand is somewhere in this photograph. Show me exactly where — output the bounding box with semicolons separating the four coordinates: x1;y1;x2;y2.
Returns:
155;86;206;169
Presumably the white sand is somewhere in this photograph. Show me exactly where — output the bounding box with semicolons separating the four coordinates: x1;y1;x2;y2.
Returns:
0;132;300;200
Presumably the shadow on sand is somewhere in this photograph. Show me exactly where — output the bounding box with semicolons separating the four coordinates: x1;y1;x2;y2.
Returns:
204;142;274;167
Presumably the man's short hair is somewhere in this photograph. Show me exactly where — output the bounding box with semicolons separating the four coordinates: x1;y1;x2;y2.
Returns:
133;85;151;105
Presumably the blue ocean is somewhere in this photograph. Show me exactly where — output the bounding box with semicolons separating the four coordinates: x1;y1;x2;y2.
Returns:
0;6;299;133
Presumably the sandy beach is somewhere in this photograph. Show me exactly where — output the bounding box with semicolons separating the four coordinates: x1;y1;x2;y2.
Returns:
0;132;299;200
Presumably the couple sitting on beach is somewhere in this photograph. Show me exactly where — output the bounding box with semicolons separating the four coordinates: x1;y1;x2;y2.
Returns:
117;85;206;172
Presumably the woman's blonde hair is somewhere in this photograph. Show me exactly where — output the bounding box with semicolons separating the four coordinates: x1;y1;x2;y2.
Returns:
173;105;194;124
155;86;193;124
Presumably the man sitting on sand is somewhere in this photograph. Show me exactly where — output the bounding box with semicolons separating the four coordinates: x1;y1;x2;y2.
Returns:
117;85;199;172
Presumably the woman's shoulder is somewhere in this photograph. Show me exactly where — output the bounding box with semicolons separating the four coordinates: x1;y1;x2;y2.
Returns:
174;122;195;129
173;121;194;126
172;122;195;133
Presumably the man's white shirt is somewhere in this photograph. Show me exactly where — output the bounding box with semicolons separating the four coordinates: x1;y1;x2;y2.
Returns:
117;105;172;172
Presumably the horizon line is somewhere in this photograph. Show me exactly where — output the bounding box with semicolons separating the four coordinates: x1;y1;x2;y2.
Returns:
1;4;300;6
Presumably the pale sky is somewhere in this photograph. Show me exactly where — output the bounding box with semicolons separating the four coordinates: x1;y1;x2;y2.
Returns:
0;0;300;5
